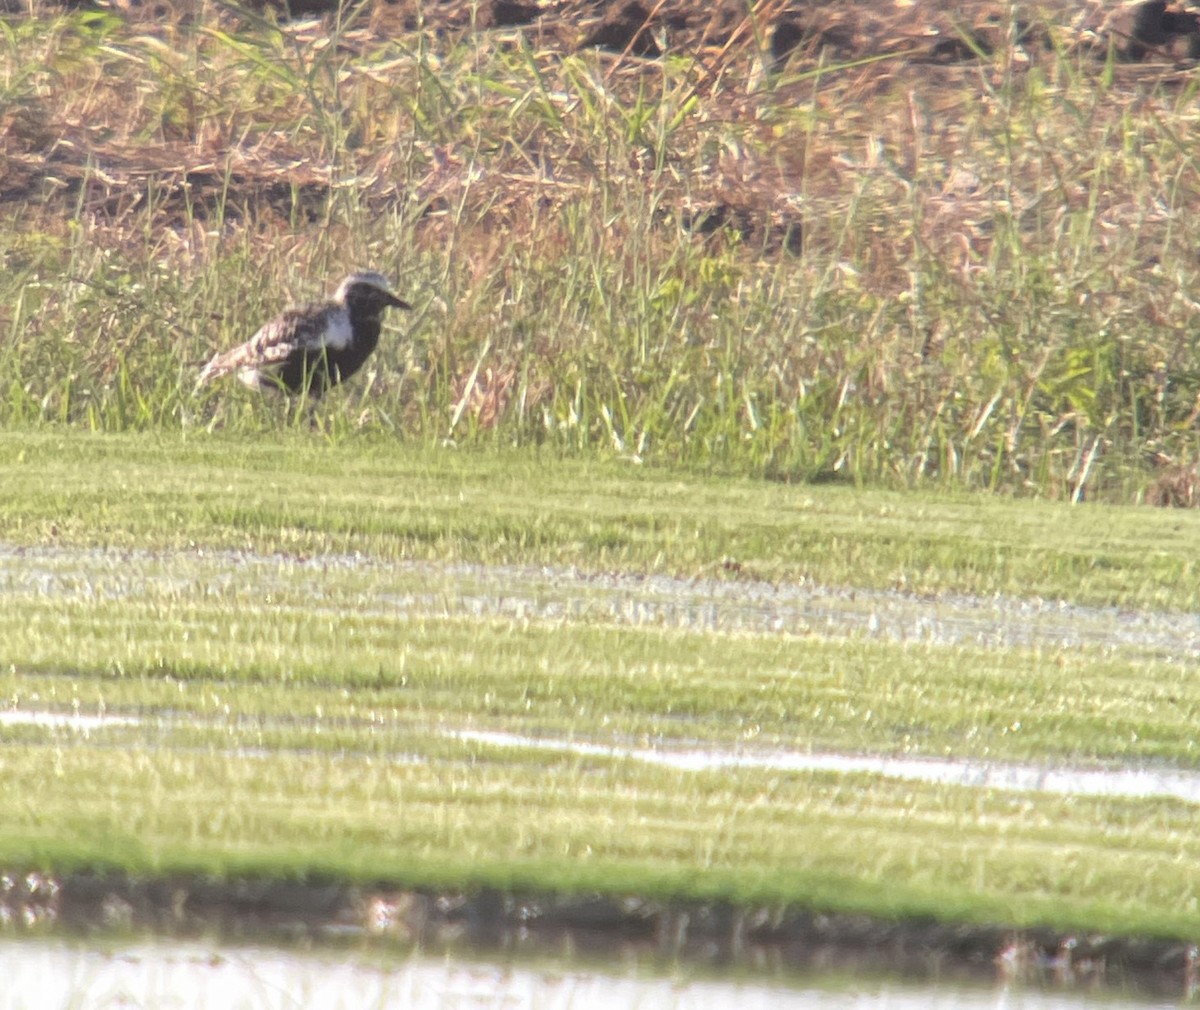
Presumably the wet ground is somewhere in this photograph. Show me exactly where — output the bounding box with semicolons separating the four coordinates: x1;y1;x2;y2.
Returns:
7;704;1200;806
4;542;1199;657
6;540;1200;808
5;541;1200;1002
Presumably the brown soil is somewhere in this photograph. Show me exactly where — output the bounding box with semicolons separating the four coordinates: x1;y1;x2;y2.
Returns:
5;0;1200;254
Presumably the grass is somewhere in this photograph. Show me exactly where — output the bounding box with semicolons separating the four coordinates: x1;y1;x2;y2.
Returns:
4;0;1200;946
6;571;1200;765
2;3;1200;495
6;740;1200;941
7;575;1200;762
2;431;1200;941
2;430;1200;609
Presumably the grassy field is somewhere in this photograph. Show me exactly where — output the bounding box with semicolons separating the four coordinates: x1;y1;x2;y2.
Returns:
3;430;1200;608
2;430;1200;942
4;0;1200;948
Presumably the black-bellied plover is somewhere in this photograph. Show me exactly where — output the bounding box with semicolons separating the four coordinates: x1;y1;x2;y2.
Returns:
198;271;412;396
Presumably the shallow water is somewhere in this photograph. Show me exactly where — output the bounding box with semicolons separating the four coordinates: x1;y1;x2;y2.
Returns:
0;938;1178;1010
448;728;1200;806
2;542;1198;657
5;706;1200;807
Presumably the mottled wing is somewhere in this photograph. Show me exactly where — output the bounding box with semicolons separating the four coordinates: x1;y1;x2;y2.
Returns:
198;303;336;386
244;309;327;366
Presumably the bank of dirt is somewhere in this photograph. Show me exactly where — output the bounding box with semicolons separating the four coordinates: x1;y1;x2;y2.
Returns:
5;871;1198;997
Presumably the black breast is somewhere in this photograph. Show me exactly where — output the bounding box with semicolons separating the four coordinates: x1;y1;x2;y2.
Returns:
278;315;383;395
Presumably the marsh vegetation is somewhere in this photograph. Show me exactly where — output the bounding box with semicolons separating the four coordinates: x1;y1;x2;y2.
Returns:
3;1;1200;495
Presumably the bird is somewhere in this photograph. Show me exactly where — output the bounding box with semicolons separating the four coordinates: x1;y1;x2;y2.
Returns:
197;271;412;396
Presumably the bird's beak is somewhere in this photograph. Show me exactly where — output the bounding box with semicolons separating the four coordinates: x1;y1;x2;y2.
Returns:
387;293;413;310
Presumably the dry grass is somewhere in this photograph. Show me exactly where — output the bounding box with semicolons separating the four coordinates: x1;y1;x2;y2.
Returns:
3;0;1200;495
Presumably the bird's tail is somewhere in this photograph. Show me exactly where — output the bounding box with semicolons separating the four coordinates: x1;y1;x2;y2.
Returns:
193;351;233;393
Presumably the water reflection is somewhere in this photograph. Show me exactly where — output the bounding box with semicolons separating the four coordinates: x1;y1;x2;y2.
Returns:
0;938;1172;1010
5;707;1200;807
451;730;1200;806
0;710;140;733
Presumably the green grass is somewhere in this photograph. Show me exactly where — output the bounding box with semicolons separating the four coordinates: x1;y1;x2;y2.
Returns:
6;0;1200;945
2;430;1200;941
5;741;1200;941
5;587;1200;765
3;6;1200;495
2;430;1199;609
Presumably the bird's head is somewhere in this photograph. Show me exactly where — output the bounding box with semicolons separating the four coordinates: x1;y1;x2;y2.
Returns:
335;271;413;313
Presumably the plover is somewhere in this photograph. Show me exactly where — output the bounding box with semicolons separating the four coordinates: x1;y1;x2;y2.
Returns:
198;271;412;396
